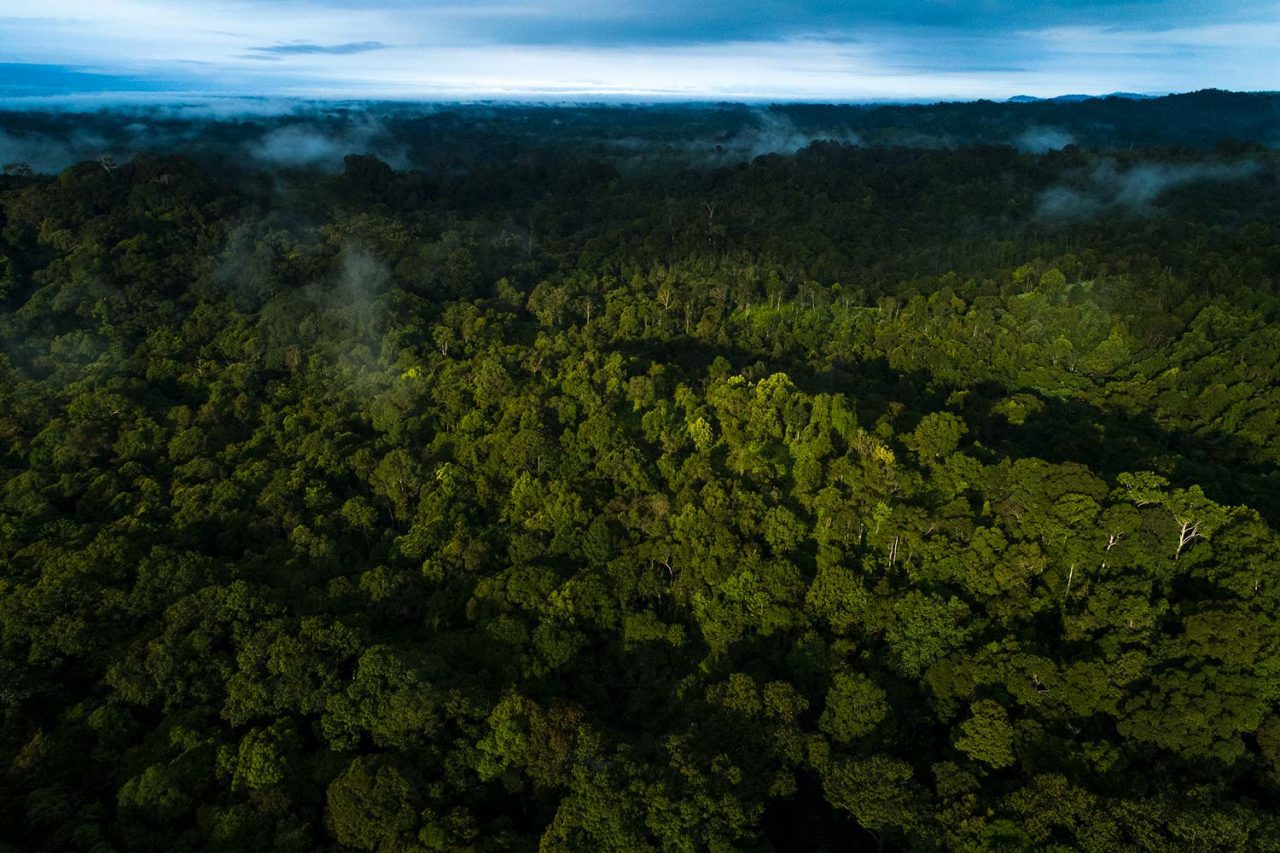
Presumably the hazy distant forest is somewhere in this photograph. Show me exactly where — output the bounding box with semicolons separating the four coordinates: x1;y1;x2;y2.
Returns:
3;90;1280;851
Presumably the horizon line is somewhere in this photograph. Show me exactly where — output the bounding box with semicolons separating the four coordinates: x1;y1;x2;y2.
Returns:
2;87;1276;114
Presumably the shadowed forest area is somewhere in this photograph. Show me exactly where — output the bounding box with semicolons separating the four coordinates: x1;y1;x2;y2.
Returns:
3;92;1280;850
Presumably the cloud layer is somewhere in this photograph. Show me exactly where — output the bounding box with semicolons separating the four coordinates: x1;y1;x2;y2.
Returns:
247;42;390;59
1;2;1278;100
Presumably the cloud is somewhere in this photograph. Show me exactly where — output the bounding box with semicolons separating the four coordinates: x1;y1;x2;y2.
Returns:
246;41;390;59
0;92;344;118
0;62;172;97
1;2;1279;99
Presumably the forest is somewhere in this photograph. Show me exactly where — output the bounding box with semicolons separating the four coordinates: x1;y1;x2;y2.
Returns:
2;92;1280;850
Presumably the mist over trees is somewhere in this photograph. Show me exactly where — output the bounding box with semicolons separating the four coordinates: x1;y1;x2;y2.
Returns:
1;88;1277;178
2;92;1280;851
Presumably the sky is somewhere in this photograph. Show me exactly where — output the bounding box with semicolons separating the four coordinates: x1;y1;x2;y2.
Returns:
0;1;1278;103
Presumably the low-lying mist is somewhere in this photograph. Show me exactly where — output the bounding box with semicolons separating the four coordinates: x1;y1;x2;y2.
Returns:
1036;159;1264;220
1;90;1276;180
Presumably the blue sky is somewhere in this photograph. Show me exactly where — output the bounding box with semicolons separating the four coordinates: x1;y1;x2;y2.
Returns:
1;1;1278;102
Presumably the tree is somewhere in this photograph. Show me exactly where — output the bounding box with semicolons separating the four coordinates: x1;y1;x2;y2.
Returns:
325;756;420;852
820;672;889;744
954;700;1016;769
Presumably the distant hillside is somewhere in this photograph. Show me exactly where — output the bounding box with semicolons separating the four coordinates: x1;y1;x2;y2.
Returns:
779;89;1280;151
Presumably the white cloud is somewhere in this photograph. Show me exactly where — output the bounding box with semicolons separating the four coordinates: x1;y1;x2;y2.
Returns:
2;3;1279;100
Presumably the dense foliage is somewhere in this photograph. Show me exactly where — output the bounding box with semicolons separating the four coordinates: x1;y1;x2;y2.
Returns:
2;101;1280;850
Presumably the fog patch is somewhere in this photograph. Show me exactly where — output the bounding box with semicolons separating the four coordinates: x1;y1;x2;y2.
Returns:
336;247;390;314
322;246;394;388
216;218;288;310
708;110;862;162
1036;159;1261;220
243;115;407;171
1016;126;1074;153
0;129;114;173
613;109;862;169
